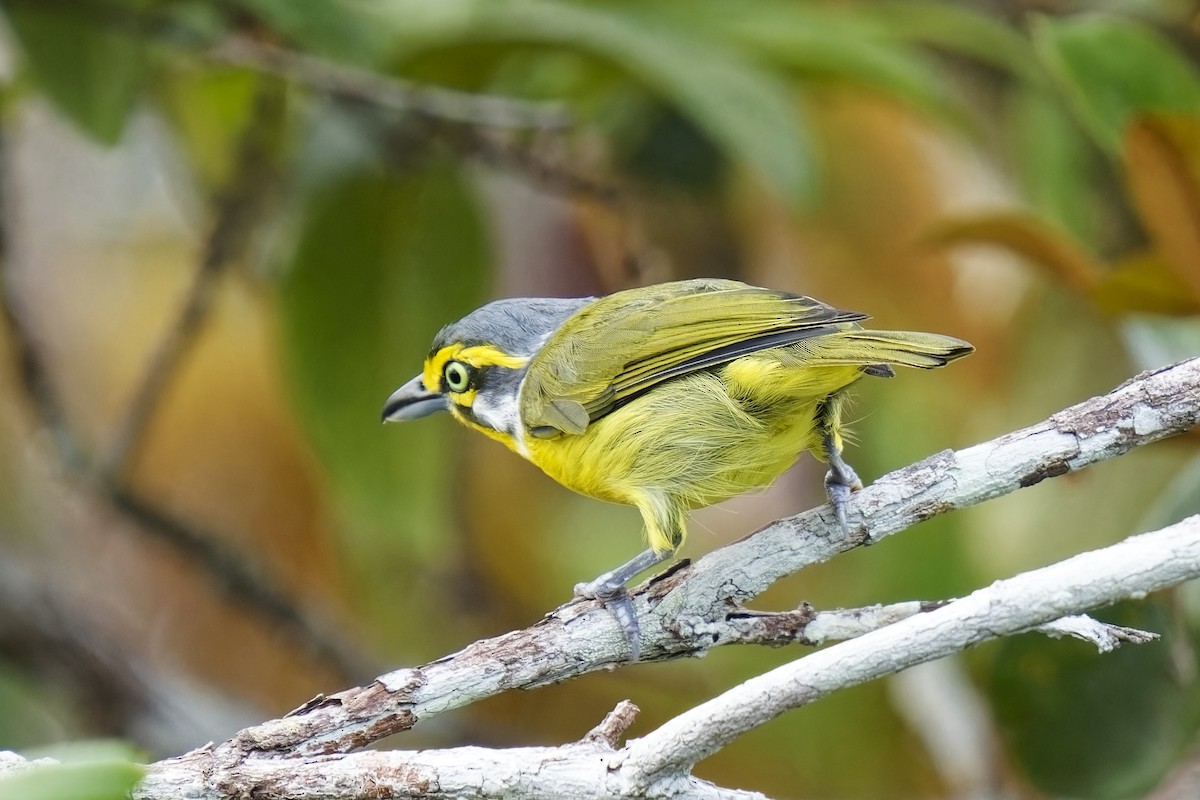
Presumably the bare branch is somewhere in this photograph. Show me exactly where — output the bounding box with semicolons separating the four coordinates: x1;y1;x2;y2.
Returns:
103;85;284;475
1035;614;1159;651
190;356;1198;759
0;103;374;684
135;745;769;800
127;515;1200;798
618;514;1200;788
582;701;641;749
719;604;1156;650
209;37;571;131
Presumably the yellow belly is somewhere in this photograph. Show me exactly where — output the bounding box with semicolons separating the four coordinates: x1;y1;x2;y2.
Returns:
523;356;866;553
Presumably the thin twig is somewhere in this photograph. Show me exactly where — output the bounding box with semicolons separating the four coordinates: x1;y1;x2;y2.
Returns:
581;700;641;748
1035;614;1160;651
0;97;375;684
104;85;283;476
209;37;572;131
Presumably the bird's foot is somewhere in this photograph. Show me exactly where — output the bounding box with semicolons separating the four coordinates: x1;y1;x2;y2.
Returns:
823;434;864;541
574;577;641;661
573;547;668;662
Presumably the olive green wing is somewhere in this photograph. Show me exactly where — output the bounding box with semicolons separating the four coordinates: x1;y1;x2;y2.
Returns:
519;279;865;435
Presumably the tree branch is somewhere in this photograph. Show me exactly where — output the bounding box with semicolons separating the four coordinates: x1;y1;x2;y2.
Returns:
618;514;1200;787
182;356;1198;759
127;514;1200;798
209;37;572;131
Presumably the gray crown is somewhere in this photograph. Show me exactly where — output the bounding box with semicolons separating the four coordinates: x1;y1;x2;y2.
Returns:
432;296;592;357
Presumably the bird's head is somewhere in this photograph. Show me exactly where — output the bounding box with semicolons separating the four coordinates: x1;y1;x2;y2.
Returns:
381;296;590;442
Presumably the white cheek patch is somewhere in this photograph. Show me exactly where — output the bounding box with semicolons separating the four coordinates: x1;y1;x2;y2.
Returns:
471;390;530;458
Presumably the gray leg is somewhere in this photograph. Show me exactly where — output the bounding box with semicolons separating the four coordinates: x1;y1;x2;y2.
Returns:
574;547;671;661
822;432;863;538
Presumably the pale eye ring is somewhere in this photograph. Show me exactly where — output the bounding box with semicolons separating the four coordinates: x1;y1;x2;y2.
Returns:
443;360;473;393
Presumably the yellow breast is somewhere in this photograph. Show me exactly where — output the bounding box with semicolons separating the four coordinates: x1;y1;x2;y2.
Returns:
520;355;866;552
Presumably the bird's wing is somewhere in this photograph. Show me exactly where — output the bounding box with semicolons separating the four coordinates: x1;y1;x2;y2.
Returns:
519;279;865;435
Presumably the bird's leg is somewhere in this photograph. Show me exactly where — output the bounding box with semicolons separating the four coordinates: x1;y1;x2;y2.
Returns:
822;431;863;539
574;547;671;661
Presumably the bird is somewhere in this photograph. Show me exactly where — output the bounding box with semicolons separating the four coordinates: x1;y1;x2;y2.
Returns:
382;278;973;658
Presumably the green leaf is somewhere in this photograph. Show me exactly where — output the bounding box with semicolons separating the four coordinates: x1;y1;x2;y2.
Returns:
153;66;269;192
0;744;143;800
988;599;1200;799
858;1;1041;85
375;0;815;203
689;2;967;125
1007;86;1102;244
279;156;488;575
5;1;149;144
1032;14;1200;152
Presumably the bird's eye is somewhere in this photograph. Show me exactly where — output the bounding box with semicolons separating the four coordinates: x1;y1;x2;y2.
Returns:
443;360;473;393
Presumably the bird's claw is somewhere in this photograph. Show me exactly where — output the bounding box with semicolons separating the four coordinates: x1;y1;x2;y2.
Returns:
824;453;863;542
824;473;855;538
574;578;641;661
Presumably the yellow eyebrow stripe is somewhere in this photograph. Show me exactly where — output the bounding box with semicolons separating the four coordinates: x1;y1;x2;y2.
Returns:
423;344;530;400
458;345;529;370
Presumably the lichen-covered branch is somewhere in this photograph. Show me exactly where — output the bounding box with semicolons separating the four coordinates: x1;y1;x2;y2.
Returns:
619;514;1200;787
128;514;1200;798
187;356;1198;759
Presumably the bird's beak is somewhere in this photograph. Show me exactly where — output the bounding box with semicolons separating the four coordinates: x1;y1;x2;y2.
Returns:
381;374;447;423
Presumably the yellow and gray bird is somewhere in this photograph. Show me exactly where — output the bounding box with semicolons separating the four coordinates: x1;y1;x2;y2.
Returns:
383;279;972;657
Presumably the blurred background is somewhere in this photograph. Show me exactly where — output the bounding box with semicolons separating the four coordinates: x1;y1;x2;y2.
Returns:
0;0;1199;797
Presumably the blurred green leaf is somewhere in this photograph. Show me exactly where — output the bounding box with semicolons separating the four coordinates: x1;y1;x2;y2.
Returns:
376;0;815;202
1008;87;1102;244
5;0;149;144
154;66;270;192
858;1;1041;84
988;599;1200;799
1032;14;1200;153
713;7;965;125
279;155;488;625
0;743;143;800
640;0;966;126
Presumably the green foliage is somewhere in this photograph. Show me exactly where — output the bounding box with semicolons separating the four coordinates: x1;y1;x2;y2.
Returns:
376;0;817;203
279;151;488;633
1008;86;1103;244
665;0;971;124
5;0;150;144
860;1;1042;83
227;0;389;64
1033;14;1200;152
0;743;144;800
988;600;1200;799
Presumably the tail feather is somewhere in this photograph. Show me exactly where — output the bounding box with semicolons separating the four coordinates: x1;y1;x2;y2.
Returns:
806;330;974;370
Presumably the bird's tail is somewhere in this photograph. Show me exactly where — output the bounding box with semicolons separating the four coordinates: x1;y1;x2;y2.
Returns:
807;330;974;370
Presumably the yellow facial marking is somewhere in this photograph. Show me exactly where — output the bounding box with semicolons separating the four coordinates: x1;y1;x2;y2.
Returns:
423;344;530;408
